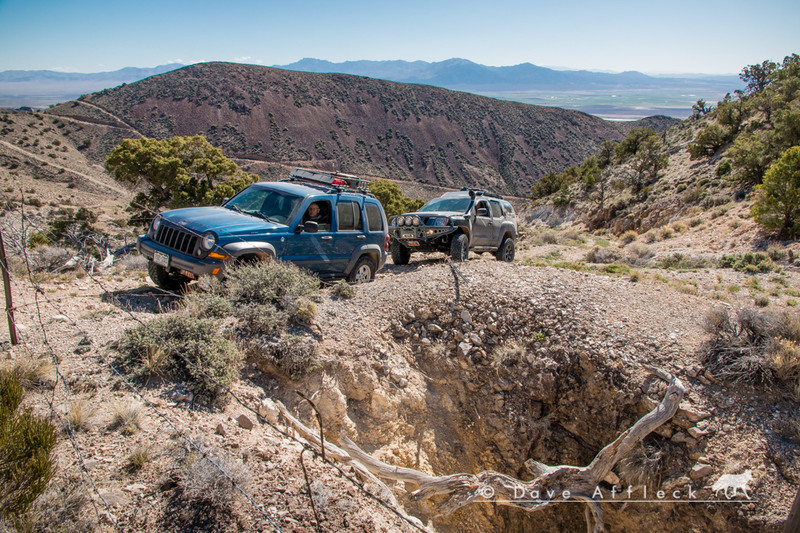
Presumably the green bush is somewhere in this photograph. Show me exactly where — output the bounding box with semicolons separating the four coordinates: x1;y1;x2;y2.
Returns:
331;280;357;299
0;371;57;520
718;252;776;273
118;315;242;407
223;260;318;309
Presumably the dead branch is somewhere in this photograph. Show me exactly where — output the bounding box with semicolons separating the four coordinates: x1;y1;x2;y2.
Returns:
282;367;685;532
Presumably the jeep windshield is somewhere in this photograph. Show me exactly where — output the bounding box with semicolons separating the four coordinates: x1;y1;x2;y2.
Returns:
417;197;472;213
223;186;303;225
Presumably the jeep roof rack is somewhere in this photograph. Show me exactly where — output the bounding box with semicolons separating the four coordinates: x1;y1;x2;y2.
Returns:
459;187;504;200
286;168;371;193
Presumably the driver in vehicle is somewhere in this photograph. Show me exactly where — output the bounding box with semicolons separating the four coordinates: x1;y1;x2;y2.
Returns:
303;202;329;225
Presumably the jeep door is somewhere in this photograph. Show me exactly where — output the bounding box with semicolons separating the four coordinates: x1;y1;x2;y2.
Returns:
330;198;365;274
283;198;342;276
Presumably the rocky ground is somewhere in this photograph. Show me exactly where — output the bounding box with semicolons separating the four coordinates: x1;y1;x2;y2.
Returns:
3;244;799;532
1;107;799;532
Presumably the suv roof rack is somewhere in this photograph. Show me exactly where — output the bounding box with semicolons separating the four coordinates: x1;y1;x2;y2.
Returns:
286;168;371;194
459;187;504;200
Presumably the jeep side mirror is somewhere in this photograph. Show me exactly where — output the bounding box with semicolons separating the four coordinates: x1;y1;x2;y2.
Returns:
476;207;489;217
301;221;319;233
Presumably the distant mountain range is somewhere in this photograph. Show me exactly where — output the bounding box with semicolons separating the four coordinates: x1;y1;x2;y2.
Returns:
1;59;742;119
0;64;184;108
276;58;740;92
276;59;743;120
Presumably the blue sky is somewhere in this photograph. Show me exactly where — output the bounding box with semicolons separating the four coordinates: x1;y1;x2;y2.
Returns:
0;0;797;74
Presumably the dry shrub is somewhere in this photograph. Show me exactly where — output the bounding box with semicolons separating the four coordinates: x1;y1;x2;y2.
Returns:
67;398;94;432
620;230;638;245
702;307;800;387
585;246;622;264
771;338;800;395
624;243;655;267
178;439;250;507
118;315;242;407
618;441;663;489
2;356;54;389
14;479;93;532
110;401;143;435
126;445;151;471
27;245;74;272
256;334;319;381
541;230;559;245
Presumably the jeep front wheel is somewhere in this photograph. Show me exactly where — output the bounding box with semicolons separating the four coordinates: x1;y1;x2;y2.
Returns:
450;233;469;262
495;237;515;262
390;240;411;265
147;259;190;292
347;256;376;284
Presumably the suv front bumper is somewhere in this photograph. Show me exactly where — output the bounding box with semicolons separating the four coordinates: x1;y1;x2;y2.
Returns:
390;225;456;249
137;236;225;279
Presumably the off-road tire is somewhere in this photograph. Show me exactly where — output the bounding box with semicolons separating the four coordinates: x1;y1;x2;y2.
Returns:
390;240;411;265
450;233;469;262
147;259;190;292
494;237;515;262
347;256;376;284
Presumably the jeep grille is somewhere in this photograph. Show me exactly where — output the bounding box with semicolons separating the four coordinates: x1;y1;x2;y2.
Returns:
154;224;198;255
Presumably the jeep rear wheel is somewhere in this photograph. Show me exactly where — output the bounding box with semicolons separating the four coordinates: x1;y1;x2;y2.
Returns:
450;233;469;262
495;237;515;262
347;256;376;284
390;239;411;265
147;259;190;292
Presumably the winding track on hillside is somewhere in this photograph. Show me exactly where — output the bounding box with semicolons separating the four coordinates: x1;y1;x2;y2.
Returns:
0;139;129;196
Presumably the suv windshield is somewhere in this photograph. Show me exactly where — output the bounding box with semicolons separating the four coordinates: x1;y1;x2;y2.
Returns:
418;197;472;213
224;186;302;225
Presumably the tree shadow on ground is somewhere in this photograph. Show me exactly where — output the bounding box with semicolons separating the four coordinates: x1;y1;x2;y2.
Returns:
101;285;182;313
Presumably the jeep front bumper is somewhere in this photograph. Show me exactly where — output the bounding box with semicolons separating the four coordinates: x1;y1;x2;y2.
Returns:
137;236;226;279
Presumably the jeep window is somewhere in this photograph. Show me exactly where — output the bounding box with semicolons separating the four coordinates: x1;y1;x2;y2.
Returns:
224;186;302;225
489;201;502;218
501;200;515;216
365;202;384;232
418;197;472;213
303;200;332;231
337;200;363;231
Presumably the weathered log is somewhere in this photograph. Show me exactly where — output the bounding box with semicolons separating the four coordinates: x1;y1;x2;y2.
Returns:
283;366;686;531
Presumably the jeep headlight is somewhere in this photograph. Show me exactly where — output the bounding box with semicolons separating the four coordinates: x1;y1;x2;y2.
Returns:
412;216;421;226
397;216;407;226
429;217;449;227
148;216;162;238
200;231;216;251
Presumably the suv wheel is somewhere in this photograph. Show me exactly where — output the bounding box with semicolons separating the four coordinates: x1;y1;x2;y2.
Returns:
450;233;469;262
494;237;515;262
147;259;190;292
390;240;411;265
348;256;376;284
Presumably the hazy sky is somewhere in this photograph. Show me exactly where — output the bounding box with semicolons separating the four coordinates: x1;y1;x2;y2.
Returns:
1;0;797;74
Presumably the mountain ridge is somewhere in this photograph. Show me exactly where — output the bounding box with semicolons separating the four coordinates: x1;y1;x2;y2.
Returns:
276;57;741;92
47;62;678;196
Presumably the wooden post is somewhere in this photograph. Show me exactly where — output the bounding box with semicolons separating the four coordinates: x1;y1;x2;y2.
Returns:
0;231;17;345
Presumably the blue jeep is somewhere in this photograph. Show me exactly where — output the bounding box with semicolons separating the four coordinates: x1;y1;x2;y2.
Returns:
137;168;389;290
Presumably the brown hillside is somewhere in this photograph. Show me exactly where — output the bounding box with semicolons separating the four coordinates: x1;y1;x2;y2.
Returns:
46;62;677;197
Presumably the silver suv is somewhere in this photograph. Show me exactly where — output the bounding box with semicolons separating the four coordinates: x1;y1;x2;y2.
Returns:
388;189;517;264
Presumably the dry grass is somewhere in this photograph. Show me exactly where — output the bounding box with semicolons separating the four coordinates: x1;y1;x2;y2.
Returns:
126;445;151;471
67;398;94;432
110;400;143;435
